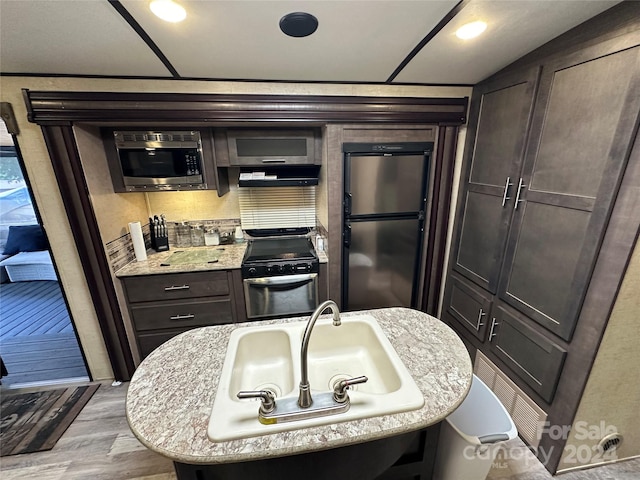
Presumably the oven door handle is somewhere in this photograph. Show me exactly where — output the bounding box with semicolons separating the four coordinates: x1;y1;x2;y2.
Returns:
245;275;316;291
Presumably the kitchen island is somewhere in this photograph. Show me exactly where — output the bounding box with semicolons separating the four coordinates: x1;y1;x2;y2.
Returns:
126;307;472;479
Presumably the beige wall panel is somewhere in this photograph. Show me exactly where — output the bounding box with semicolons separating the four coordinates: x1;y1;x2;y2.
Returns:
73;125;149;368
558;241;640;471
146;187;241;222
74;125;149;243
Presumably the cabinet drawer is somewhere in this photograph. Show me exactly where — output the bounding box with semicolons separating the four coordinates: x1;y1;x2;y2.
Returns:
123;271;230;303
490;303;567;403
130;298;233;331
444;275;491;341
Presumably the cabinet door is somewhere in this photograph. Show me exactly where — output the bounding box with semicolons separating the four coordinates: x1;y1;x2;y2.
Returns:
489;302;567;403
227;129;316;166
498;43;640;340
443;274;491;341
452;68;539;293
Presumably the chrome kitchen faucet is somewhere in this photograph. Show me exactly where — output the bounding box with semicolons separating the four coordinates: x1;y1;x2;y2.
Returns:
298;300;342;408
237;300;368;424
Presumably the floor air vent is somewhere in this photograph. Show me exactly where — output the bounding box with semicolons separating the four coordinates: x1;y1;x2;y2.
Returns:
474;351;548;449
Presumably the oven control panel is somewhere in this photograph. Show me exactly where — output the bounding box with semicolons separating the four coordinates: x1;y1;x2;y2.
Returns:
242;261;319;278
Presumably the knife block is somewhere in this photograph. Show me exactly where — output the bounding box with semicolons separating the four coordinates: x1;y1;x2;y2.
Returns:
150;228;169;252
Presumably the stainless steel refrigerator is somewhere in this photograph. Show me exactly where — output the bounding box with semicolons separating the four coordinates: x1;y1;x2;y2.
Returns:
342;142;432;311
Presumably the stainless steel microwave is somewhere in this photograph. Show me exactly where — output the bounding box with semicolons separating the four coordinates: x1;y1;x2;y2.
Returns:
111;130;208;192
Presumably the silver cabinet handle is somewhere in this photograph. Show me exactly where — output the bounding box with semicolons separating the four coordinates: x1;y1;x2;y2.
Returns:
170;314;195;321
261;159;287;163
501;176;513;207
476;308;486;330
489;318;499;342
164;285;190;291
514;178;526;210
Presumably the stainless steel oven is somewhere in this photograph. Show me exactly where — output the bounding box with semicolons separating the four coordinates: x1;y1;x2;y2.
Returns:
241;233;319;319
244;273;318;319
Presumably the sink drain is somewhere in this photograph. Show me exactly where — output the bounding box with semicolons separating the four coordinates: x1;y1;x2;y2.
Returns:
328;374;361;392
253;383;282;397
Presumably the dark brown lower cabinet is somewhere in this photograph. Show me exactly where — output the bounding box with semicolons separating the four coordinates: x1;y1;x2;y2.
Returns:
173;425;440;480
489;302;566;403
444;274;491;342
443;274;566;403
121;271;240;359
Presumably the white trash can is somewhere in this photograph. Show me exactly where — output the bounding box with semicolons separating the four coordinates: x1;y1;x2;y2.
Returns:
433;375;517;480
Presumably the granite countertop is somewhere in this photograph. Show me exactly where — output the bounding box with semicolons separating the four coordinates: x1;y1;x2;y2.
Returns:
125;307;473;465
115;241;328;278
114;243;248;277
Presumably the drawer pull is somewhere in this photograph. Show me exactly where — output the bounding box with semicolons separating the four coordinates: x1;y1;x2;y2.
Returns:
501;176;513;207
170;314;195;321
514;178;526;210
489;318;499;342
164;285;190;291
261;158;287;164
476;308;486;330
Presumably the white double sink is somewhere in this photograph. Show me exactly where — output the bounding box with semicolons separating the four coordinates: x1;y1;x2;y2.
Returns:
207;314;425;442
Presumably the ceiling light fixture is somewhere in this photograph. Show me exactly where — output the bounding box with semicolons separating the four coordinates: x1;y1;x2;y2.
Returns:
279;12;318;38
455;21;487;40
150;0;186;23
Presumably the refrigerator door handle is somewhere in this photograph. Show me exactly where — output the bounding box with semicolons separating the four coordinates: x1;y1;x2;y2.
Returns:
344;193;352;216
344;223;352;247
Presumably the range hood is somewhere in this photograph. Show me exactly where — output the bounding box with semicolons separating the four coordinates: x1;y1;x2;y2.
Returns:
238;165;320;187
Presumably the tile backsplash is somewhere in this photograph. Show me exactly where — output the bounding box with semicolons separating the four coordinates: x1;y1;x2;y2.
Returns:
106;223;151;273
105;219;241;272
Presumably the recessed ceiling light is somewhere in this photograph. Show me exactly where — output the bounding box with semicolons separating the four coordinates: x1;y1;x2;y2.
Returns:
150;0;186;23
456;21;487;40
280;12;318;38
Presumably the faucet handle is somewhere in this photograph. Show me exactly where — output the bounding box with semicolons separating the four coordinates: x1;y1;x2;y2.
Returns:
333;376;368;403
237;390;276;414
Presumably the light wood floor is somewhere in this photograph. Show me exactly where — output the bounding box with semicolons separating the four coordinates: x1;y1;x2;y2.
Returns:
0;382;176;480
0;381;637;480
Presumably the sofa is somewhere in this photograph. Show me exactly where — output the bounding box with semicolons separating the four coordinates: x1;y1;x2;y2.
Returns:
0;224;55;282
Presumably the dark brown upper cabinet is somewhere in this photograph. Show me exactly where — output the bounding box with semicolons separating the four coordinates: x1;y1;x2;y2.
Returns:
444;11;640;407
218;128;321;167
451;67;540;294
498;42;640;341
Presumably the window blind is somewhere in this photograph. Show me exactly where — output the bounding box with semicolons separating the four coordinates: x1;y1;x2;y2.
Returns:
238;187;316;230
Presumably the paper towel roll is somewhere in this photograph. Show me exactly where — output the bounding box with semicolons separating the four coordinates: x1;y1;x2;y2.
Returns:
129;221;147;262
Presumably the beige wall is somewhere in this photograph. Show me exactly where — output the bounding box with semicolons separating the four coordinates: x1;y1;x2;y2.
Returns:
74;125;149;244
0;76;471;380
558;239;640;471
146;186;241;222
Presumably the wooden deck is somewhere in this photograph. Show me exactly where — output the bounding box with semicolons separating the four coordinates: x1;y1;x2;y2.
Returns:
0;280;88;388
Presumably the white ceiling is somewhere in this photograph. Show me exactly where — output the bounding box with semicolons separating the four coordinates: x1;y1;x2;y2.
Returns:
0;0;621;85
